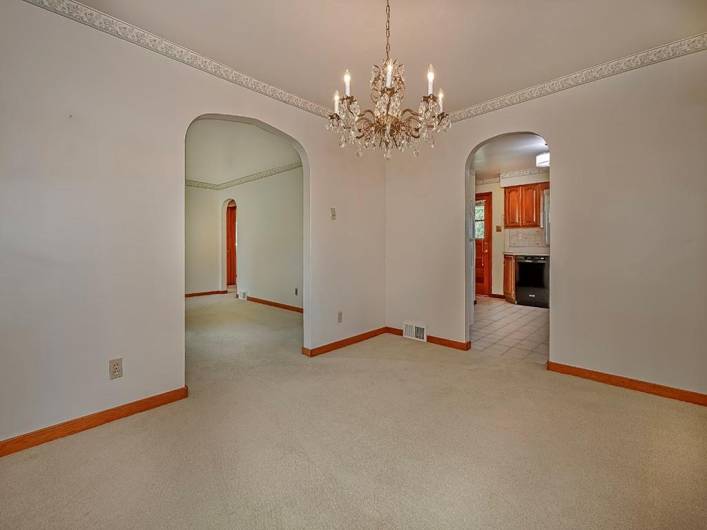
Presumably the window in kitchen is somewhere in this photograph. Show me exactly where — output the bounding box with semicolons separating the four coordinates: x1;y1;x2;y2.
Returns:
474;201;485;239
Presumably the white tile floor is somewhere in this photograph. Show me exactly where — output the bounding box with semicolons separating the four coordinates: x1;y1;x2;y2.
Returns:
471;296;549;364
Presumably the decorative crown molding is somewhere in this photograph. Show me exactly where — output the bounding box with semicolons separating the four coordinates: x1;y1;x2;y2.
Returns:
186;161;302;190
22;1;706;124
450;33;707;122
22;0;330;118
500;167;549;180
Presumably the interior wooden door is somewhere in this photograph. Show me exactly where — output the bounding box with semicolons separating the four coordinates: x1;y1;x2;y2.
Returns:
474;192;493;296
226;202;237;286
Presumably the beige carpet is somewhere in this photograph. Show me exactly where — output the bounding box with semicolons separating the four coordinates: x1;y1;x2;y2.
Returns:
1;295;705;529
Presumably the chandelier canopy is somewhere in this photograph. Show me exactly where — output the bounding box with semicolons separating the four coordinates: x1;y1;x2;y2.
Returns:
327;0;450;159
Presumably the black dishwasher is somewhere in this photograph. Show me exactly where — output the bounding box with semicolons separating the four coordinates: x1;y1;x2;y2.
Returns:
515;256;549;308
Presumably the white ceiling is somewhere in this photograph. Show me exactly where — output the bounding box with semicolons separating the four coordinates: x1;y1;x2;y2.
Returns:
186;118;300;184
81;0;706;113
471;133;547;181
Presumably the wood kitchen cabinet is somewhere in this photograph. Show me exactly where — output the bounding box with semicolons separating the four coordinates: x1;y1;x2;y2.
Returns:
504;186;522;227
503;254;516;303
504;182;548;228
520;185;540;226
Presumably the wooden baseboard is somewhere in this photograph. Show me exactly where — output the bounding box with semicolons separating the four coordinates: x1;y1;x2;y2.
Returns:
428;335;472;351
386;327;470;351
185;290;227;298
489;294;505;299
248;296;303;314
547;362;706;406
0;386;189;458
385;327;471;351
303;326;471;357
302;327;388;357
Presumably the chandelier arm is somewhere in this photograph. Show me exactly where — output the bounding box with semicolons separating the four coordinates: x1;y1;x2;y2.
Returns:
402;114;422;128
345;105;360;121
358;109;375;121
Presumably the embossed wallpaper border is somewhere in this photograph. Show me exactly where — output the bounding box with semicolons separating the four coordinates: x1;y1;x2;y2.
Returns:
449;33;707;122
21;1;707;124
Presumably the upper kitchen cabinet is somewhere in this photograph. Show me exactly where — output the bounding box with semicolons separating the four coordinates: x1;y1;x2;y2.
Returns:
520;185;540;226
504;182;549;228
504;186;523;227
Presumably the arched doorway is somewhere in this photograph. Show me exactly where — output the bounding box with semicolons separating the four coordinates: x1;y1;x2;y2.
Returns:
465;132;551;364
185;114;311;352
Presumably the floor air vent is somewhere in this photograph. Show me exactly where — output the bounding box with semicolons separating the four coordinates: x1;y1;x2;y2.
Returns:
403;321;427;342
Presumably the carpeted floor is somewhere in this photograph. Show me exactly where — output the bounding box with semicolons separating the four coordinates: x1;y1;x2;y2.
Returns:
1;294;705;529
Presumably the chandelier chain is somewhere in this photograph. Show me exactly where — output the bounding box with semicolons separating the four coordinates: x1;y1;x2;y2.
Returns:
385;0;391;61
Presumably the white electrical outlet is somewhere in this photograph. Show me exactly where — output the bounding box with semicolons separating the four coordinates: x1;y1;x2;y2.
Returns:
109;358;123;380
337;311;343;323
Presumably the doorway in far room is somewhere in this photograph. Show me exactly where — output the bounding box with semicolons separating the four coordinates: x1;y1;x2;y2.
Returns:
474;192;492;296
225;199;237;292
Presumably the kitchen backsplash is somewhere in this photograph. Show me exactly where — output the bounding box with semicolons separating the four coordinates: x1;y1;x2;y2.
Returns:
507;228;548;249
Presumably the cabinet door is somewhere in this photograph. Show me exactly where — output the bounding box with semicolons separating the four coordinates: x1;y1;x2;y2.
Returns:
503;255;515;303
504;187;522;227
520;184;540;227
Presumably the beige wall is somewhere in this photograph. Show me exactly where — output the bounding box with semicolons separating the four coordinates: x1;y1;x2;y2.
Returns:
0;1;386;439
386;50;707;394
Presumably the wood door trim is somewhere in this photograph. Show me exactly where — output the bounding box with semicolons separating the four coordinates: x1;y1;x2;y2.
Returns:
226;203;237;286
0;387;189;457
475;192;493;296
547;362;706;406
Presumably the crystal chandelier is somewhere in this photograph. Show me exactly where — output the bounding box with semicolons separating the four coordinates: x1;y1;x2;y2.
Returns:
327;0;450;159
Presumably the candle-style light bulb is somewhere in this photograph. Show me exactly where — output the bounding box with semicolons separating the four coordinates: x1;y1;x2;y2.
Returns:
334;90;340;114
344;69;351;97
427;64;435;96
438;89;444;112
385;62;393;88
